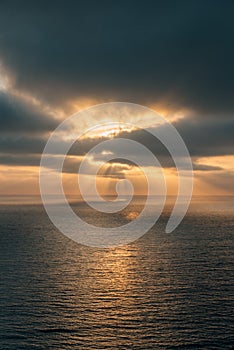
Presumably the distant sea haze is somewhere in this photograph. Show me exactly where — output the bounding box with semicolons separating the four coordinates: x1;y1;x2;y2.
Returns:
1;194;234;209
0;197;233;349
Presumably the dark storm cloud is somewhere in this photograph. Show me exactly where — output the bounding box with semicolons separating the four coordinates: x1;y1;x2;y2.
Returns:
79;117;234;160
62;156;131;176
62;117;233;171
192;163;222;171
0;134;46;154
0;1;233;171
0;1;234;113
128;117;234;158
174;118;234;157
0;114;233;168
0;92;58;133
0;153;41;166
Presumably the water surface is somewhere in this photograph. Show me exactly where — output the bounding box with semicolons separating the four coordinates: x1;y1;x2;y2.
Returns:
0;197;233;349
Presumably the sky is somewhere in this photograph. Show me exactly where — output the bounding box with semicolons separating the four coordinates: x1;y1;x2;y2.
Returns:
0;1;234;199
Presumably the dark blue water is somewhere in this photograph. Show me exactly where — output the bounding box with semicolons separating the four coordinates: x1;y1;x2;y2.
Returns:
0;198;233;349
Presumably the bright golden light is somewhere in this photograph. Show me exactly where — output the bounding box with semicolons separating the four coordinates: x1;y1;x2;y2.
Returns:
195;155;234;171
79;123;136;139
125;211;140;220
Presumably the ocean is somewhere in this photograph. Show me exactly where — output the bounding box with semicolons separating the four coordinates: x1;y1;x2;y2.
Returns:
0;196;233;349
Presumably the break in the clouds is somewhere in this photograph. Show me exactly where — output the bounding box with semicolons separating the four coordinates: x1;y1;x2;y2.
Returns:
69;116;234;161
0;1;233;195
0;1;234;113
0;115;232;169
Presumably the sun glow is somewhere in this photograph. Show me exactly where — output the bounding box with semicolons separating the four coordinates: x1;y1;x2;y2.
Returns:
83;122;135;139
0;72;8;91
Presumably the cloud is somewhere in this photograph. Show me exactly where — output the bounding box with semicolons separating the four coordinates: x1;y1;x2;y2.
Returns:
192;163;222;171
0;134;48;154
0;154;41;167
0;112;233;169
0;1;234;113
175;118;234;157
0;0;233;198
0;92;58;133
69;117;234;162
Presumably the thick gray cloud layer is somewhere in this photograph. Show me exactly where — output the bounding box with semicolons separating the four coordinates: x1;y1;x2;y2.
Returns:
0;1;234;113
0;92;58;133
0;1;233;176
67;117;234;160
0;116;233;169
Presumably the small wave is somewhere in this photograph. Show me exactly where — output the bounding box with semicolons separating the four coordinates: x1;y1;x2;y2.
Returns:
37;328;77;334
